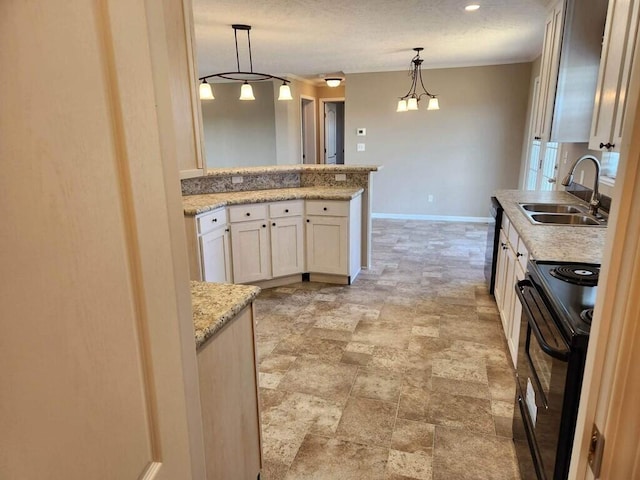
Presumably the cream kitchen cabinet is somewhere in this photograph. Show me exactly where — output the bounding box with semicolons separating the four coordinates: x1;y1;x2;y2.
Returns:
306;196;362;283
229;200;305;284
589;0;640;152
494;213;529;367
185;207;232;283
229;204;272;284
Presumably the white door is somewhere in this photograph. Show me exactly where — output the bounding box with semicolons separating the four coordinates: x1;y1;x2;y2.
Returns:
306;216;348;275
301;97;316;164
0;1;201;479
325;102;338;164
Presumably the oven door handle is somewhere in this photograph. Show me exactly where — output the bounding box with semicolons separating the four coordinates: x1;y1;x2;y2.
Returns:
516;280;570;361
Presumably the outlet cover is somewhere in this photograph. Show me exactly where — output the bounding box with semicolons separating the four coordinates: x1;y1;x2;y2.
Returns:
231;176;243;184
357;128;366;136
357;143;365;152
335;173;347;181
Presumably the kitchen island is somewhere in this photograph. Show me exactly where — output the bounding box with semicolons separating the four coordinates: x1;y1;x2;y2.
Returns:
191;281;262;480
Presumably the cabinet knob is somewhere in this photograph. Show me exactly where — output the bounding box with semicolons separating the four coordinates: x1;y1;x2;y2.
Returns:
246;212;251;217
262;224;266;228
323;207;328;211
272;222;276;227
225;228;229;232
599;142;615;149
212;218;217;222
501;242;507;250
306;219;310;223
285;209;289;213
517;252;523;258
534;136;541;140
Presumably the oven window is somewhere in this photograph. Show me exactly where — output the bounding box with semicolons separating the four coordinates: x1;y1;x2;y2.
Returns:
528;331;553;401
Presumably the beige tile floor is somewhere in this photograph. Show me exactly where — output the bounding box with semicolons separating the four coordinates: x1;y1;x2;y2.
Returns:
254;219;521;480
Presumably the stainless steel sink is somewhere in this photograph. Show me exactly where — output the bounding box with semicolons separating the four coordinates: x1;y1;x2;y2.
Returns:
530;214;601;226
520;203;584;214
517;202;607;227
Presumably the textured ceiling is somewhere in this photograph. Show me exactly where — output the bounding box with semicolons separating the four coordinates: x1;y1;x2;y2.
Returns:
192;0;550;82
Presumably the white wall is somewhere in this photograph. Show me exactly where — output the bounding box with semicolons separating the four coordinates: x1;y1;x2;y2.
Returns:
345;63;532;218
201;82;277;168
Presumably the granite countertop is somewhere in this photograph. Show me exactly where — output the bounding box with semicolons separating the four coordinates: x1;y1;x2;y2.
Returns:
191;281;260;350
494;189;607;264
183;186;364;216
202;164;381;177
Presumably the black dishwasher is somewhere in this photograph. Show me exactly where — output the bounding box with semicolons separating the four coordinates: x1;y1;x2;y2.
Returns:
485;196;503;294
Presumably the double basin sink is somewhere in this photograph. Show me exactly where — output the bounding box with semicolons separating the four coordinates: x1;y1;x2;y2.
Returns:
518;203;607;227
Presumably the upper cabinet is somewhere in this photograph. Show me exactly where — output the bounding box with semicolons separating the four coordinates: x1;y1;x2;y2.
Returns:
589;0;640;153
533;0;609;143
147;0;205;178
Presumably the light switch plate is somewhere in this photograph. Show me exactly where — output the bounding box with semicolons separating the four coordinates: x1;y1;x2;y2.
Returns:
357;128;366;136
357;143;365;152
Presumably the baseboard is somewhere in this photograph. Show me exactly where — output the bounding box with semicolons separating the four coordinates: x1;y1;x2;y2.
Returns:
371;212;492;223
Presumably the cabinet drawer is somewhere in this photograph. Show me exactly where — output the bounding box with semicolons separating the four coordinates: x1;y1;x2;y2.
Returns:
306;200;349;217
516;238;529;271
508;223;520;251
269;200;304;218
229;203;268;223
196;208;228;235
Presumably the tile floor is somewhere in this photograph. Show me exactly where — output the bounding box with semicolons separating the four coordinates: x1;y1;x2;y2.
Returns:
254;219;521;480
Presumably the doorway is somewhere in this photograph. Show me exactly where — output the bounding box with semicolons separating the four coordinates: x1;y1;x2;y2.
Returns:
320;98;345;164
301;96;317;164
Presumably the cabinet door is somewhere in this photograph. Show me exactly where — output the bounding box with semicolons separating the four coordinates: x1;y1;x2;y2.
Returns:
534;1;565;141
508;265;526;368
306;215;348;275
230;220;271;283
199;226;232;283
270;216;304;278
500;245;517;338
494;229;509;312
589;0;640;151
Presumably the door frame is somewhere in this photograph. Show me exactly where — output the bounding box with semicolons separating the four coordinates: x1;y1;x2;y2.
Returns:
319;97;345;165
300;95;317;164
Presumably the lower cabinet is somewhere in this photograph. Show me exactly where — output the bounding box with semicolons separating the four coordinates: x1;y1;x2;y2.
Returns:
494;213;528;367
270;216;305;278
185;207;233;283
197;305;262;480
230;219;271;284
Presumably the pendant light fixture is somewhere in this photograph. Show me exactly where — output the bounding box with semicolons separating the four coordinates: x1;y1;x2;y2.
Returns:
396;48;440;112
198;24;292;102
325;78;342;88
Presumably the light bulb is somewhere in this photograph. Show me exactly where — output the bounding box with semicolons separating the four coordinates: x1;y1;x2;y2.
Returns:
397;100;408;112
278;83;293;101
199;81;214;100
407;98;419;110
239;82;255;100
427;97;440;110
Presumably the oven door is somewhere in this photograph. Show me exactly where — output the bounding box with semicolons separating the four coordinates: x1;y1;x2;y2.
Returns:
513;279;570;480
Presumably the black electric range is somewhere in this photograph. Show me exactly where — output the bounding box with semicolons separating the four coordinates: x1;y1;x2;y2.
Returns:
513;260;599;480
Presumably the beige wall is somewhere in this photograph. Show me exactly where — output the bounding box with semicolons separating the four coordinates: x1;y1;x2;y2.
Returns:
345;63;532;218
201;82;277;168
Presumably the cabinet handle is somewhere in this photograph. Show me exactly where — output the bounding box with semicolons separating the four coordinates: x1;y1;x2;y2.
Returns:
285;209;289;213
272;222;276;226
548;178;556;184
517;252;523;258
599;142;615;150
212;218;217;222
225;228;229;232
534;136;541;140
246;212;251;217
501;242;507;250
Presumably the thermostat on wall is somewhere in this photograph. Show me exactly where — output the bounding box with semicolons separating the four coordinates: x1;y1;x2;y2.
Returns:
357;128;366;136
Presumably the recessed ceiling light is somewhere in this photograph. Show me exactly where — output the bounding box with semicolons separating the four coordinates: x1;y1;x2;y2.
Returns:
465;4;480;11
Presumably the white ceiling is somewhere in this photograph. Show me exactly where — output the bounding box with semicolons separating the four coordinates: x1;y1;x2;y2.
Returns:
192;0;550;83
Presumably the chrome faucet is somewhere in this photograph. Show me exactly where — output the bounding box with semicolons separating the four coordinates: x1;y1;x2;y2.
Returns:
561;154;601;216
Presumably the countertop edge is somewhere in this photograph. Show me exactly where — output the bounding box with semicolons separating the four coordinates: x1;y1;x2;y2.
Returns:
202;164;382;177
191;281;261;350
183;187;365;216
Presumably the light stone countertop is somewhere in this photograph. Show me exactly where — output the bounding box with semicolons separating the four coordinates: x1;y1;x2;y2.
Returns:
191;281;260;350
495;189;608;264
202;164;381;177
183;186;364;216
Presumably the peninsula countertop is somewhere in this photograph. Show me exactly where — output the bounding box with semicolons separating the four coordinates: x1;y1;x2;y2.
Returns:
183;186;364;216
191;281;260;350
494;189;608;264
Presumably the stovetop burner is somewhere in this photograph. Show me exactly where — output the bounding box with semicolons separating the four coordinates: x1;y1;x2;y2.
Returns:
550;264;600;286
580;308;594;324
